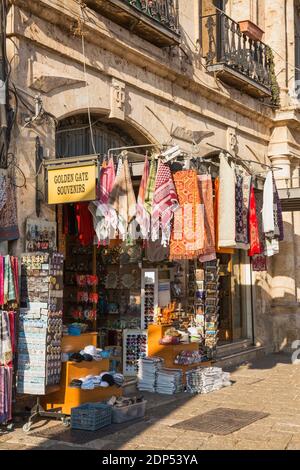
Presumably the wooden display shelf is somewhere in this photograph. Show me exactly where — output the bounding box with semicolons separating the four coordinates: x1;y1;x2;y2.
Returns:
42;359;122;415
147;324;212;383
61;332;98;353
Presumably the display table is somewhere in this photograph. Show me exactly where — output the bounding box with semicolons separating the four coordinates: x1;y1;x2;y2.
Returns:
43;332;122;415
147;324;212;383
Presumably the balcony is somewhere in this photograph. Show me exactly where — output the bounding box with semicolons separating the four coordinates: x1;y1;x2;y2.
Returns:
201;11;274;100
85;0;180;47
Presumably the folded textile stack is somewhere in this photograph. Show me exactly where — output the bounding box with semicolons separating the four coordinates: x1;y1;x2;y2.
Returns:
137;357;164;392
174;350;205;366
156;368;183;395
69;371;120;390
186;367;231;395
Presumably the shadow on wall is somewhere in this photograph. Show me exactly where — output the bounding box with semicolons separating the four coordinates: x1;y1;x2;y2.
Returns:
254;218;300;354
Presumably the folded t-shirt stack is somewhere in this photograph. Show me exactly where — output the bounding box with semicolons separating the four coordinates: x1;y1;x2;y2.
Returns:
68;345;103;363
156;368;183;395
186;367;232;395
69;372;124;390
137;357;164;393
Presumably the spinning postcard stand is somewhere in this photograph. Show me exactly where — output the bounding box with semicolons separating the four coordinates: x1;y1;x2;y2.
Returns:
17;253;70;432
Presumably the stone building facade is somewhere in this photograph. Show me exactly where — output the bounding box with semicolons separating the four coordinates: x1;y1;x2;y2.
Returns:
5;0;300;355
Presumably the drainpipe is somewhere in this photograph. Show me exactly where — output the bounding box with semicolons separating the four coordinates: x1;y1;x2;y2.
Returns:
284;0;288;89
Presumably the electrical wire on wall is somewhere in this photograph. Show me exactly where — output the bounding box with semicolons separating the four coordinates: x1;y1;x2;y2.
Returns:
0;0;12;169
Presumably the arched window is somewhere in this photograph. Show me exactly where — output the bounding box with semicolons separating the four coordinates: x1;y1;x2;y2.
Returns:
56;114;135;158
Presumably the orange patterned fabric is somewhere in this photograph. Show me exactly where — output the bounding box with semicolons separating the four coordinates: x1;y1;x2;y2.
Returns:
170;170;204;260
198;175;216;262
214;177;235;255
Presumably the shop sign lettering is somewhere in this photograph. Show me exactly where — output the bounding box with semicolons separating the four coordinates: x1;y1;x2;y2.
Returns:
47;164;96;204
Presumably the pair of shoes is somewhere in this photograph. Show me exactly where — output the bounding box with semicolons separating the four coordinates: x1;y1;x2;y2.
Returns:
107;396;117;406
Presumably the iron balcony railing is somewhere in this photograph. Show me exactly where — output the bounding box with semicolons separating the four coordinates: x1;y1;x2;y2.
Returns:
86;0;180;47
201;11;273;94
123;0;179;33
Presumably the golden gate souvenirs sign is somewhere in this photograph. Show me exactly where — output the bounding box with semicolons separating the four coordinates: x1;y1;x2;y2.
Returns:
47;164;96;204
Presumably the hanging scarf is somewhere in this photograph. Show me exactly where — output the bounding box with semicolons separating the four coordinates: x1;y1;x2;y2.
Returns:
0;175;19;242
109;159;136;240
0;311;12;365
99;158;116;209
89;158;117;243
0;365;12;423
136;157;150;239
0;175;7;212
218;155;236;248
252;255;267;272
144;158;157;215
252;189;267;269
0;257;4;307
151;161;179;246
8;312;15;354
170;170;203;260
198;175;216;262
12;257;19;304
76;202;95;246
236;174;251;249
214;177;235;254
273;177;284;241
262;171;275;235
248;185;261;257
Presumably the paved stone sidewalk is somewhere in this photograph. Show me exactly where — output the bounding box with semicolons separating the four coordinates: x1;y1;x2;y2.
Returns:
1;353;300;450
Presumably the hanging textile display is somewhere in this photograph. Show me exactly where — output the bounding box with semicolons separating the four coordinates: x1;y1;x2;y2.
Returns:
197;175;216;263
0;311;13;365
89;158;117;244
274;177;284;242
0;365;13;425
75;202;95;247
136;157;150;239
218;154;236;248
252;255;267;272
262;171;280;257
251;189;267;271
248;184;262;257
151;161;179;246
214;178;235;254
262;171;275;235
170;170;204;260
144;158;157;215
109;158;137;240
0;174;19;242
235;174;251;249
0;256;18;307
0;254;18;425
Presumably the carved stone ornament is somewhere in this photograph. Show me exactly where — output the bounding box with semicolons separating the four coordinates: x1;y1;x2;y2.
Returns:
227;127;238;155
109;78;126;120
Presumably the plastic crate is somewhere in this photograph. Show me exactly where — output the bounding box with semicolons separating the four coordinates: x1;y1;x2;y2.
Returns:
112;400;147;424
71;403;112;431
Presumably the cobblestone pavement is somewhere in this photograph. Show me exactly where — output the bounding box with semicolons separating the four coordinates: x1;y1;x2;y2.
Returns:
1;353;300;451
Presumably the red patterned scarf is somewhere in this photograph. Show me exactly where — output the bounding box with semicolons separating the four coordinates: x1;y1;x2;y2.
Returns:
248;185;261;257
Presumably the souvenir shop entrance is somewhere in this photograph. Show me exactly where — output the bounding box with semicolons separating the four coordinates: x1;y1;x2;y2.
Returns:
54;116;252;363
